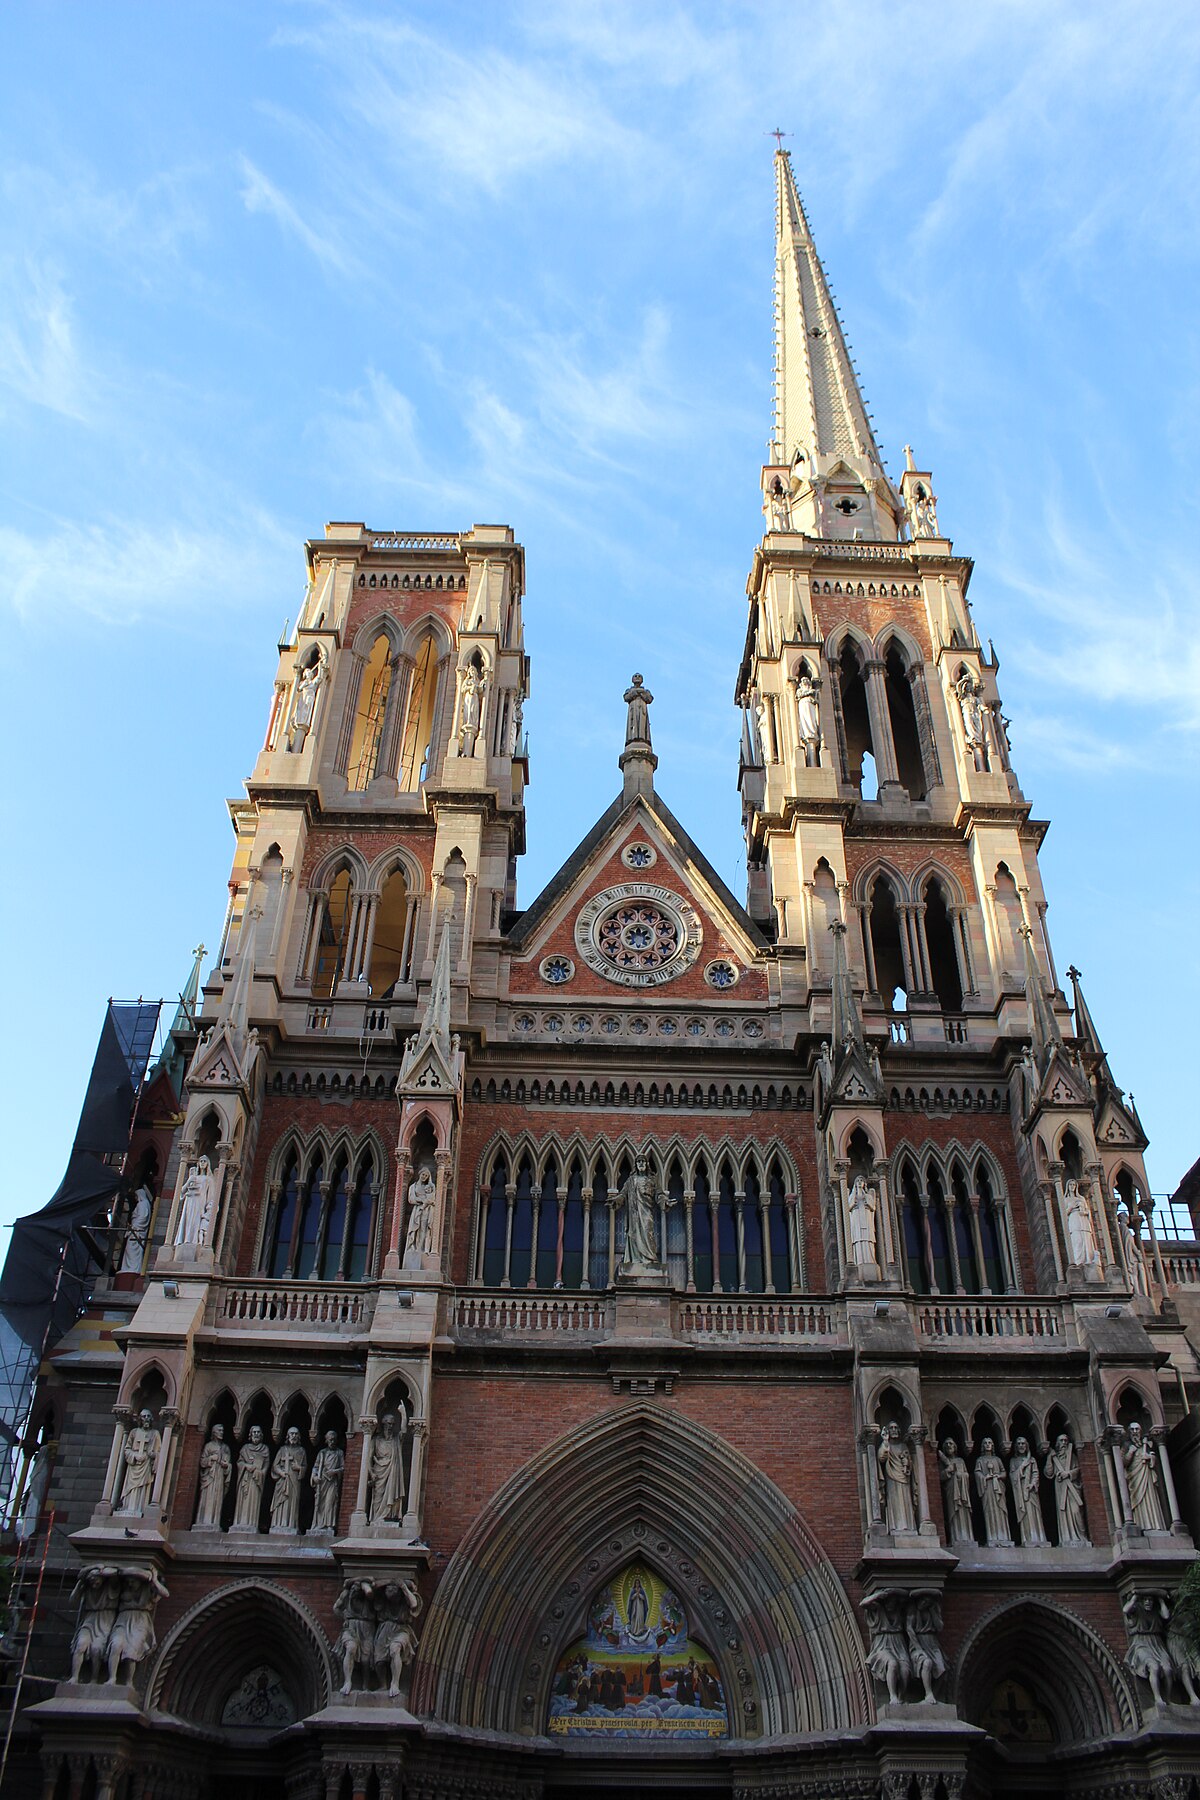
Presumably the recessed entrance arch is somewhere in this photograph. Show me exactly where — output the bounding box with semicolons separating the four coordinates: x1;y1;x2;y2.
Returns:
412;1400;870;1740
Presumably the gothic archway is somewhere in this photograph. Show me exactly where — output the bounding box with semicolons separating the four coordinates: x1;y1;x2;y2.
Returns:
411;1401;870;1738
148;1578;334;1727
956;1596;1139;1747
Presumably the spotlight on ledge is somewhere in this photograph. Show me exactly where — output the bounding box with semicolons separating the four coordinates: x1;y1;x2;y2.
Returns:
873;1299;890;1317
1104;1303;1123;1319
162;1280;180;1299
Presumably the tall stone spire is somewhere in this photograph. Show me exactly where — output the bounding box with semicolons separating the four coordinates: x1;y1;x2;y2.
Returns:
765;150;902;542
829;920;862;1057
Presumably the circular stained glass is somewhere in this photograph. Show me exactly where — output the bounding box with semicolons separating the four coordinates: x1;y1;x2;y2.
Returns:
574;883;701;989
704;959;739;990
572;1015;593;1034
744;1020;763;1039
629;1017;649;1035
600;1016;621;1034
541;954;574;985
658;1018;678;1035
622;841;657;870
544;1015;563;1033
514;1014;535;1033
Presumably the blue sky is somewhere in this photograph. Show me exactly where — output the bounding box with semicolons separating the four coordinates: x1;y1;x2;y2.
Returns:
1;1;1198;1233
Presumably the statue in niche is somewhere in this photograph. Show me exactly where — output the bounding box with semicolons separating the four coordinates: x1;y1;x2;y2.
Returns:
404;1166;436;1262
974;1438;1013;1546
335;1578;377;1695
372;1578;423;1697
1122;1591;1175;1707
623;673;653;746
195;1424;232;1529
233;1425;270;1529
863;1589;911;1706
954;671;990;771
286;652;326;752
174;1155;221;1248
456;665;481;755
794;671;821;766
938;1439;974;1544
1009;1437;1049;1547
1117;1207;1152;1298
846;1176;879;1271
1166;1599;1200;1706
309;1430;344;1533
1123;1422;1167;1531
754;695;772;764
117;1409;161;1517
1043;1434;1089;1546
1062;1179;1100;1270
613;1153;672;1270
367;1409;408;1525
909;483;939;538
105;1566;169;1685
69;1566;121;1683
905;1591;946;1703
118;1185;153;1274
269;1427;307;1534
506;694;524;756
877;1423;917;1534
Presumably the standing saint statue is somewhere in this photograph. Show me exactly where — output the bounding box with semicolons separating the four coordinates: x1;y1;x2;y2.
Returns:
456;665;481;755
309;1430;344;1534
846;1175;879;1271
1117;1208;1152;1298
877;1423;917;1534
938;1439;974;1544
1123;1422;1167;1531
974;1438;1013;1546
612;1153;671;1270
174;1156;220;1248
118;1185;153;1274
286;652;326;752
955;672;990;771
794;670;822;766
623;673;653;746
117;1410;161;1517
1009;1437;1049;1547
232;1425;270;1531
194;1424;232;1529
404;1166;437;1262
367;1410;407;1525
1063;1179;1100;1270
1043;1433;1089;1546
269;1427;307;1534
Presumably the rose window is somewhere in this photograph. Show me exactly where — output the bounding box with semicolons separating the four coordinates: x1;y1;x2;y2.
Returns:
596;903;680;972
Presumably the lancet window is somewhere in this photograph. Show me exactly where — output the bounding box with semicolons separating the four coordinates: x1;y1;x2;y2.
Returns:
298;855;420;998
259;1135;384;1280
346;632;393;790
855;864;976;1014
829;630;941;803
473;1137;803;1294
399;633;440;791
894;1146;1014;1295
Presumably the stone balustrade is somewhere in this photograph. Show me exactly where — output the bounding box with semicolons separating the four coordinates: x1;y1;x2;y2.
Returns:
917;1297;1064;1342
677;1297;839;1341
1164;1250;1200;1288
214;1280;373;1332
454;1292;611;1336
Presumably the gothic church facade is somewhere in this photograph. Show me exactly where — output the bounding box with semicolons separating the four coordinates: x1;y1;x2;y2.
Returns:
18;151;1200;1800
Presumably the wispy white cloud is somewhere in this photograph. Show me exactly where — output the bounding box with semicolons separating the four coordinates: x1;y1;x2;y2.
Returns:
238;155;356;274
0;259;91;421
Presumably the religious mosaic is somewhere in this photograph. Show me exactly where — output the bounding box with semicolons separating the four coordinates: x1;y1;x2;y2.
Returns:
547;1562;727;1739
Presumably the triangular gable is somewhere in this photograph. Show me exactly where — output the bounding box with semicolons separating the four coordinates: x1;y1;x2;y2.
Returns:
187;1020;255;1095
1096;1090;1148;1151
1033;1047;1090;1112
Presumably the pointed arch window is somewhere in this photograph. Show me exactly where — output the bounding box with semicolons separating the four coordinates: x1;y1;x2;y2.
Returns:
261;1142;380;1280
345;1163;375;1280
309;868;354;999
347;633;393;791
267;1152;300;1279
882;642;927;800
294;1158;325;1279
368;868;412;996
922;878;964;1011
866;875;910;1008
399;634;439;791
836;641;875;793
319;1157;352;1279
895;1150;1013;1296
481;1156;509;1286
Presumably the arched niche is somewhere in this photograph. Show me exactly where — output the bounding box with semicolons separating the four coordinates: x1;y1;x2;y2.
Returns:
411;1401;870;1740
148;1578;333;1727
956;1597;1139;1745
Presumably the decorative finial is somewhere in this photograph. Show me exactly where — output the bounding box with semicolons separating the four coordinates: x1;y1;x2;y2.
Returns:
619;673;658;799
767;128;791;151
903;444;916;472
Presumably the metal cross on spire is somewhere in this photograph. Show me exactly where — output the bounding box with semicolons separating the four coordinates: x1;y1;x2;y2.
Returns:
767;128;791;150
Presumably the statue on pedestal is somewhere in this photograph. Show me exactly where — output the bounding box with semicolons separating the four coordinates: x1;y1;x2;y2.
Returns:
404;1166;437;1261
174;1155;221;1248
846;1176;879;1271
955;672;990;772
974;1438;1013;1546
1123;1422;1167;1531
863;1589;910;1706
1009;1437;1049;1546
905;1592;946;1703
117;1410;161;1517
877;1423;917;1534
938;1439;974;1544
233;1425;270;1530
613;1153;671;1270
105;1567;169;1685
269;1427;307;1534
372;1578;424;1697
69;1567;121;1683
1063;1180;1100;1271
794;671;821;766
309;1431;344;1533
1043;1434;1089;1546
367;1410;407;1525
1117;1207;1152;1298
456;665;481;756
335;1578;377;1695
286;652;326;752
1123;1590;1175;1707
118;1185;153;1274
195;1424;231;1529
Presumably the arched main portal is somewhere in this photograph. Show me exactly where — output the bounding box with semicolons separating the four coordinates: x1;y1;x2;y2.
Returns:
411;1401;870;1740
956;1596;1139;1751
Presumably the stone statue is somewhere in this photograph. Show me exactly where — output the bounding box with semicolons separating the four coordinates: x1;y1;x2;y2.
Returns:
105;1566;169;1685
623;673;653;746
905;1591;946;1703
1009;1437;1049;1547
309;1430;344;1533
794;671;821;766
194;1424;232;1529
335;1578;377;1695
367;1410;407;1525
269;1427;307;1534
1166;1597;1200;1706
910;484;939;538
846;1176;879;1271
286;652;326;752
1117;1207;1152;1298
877;1423;917;1534
938;1439;974;1544
174;1155;220;1248
118;1185;153;1274
456;665;481;755
974;1438;1013;1546
1123;1422;1167;1531
117;1410;161;1517
373;1578;424;1697
1062;1179;1100;1270
232;1425;270;1530
954;672;990;771
863;1589;911;1706
17;1444;51;1541
613;1153;671;1270
1043;1434;1089;1546
506;693;524;756
404;1166;436;1261
69;1566;121;1683
754;695;772;763
1123;1590;1175;1707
